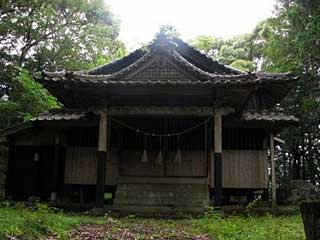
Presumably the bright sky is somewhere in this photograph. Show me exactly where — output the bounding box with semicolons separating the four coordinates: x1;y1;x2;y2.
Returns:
106;0;276;49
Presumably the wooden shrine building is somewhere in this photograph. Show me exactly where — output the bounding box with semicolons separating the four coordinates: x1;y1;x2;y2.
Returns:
1;35;298;213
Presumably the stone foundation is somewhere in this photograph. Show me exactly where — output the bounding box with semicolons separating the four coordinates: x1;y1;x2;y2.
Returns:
0;139;8;200
113;177;210;214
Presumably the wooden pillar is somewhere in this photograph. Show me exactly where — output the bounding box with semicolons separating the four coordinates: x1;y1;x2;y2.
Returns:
214;112;223;207
51;134;60;202
96;112;108;208
270;131;277;205
207;118;213;201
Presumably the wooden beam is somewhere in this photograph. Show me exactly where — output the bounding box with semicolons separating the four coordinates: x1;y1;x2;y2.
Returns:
108;106;214;116
96;112;108;208
270;131;277;206
214;112;223;207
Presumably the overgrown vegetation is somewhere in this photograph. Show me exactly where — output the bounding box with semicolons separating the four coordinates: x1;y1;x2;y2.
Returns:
0;203;105;240
0;203;305;240
195;210;305;240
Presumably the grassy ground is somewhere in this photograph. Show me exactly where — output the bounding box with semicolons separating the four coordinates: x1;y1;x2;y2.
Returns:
0;203;105;239
0;203;305;240
194;211;305;240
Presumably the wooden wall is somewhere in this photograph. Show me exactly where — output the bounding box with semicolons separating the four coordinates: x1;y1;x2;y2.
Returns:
64;147;119;185
221;150;268;189
10;129;57;146
120;150;207;177
8;125;268;189
63;148;267;189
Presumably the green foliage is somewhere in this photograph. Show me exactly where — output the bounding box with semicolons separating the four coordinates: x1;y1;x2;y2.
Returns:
0;0;125;71
194;213;305;240
230;59;255;72
250;0;320;183
0;0;125;130
245;199;259;214
157;25;181;38
191;0;320;184
0;69;59;128
0;203;105;239
191;34;256;71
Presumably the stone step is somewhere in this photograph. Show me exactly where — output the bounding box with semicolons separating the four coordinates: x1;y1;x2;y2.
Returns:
118;177;208;185
113;198;210;207
117;183;208;192
113;197;209;205
113;180;210;212
115;191;208;200
110;204;207;216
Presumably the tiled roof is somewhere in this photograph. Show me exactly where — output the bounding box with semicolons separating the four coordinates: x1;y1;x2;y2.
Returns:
37;36;297;111
31;109;298;123
32;109;88;121
40;36;296;86
88;35;241;76
0;109;298;137
42;71;293;86
241;111;299;122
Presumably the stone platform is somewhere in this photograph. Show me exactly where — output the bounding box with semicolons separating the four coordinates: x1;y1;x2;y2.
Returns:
112;177;210;214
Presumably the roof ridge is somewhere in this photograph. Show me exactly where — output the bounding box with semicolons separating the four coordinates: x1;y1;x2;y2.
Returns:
43;47;253;83
170;37;244;75
84;35;244;76
88;48;147;75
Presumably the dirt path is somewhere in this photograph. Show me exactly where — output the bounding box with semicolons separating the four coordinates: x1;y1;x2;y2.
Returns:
69;217;211;240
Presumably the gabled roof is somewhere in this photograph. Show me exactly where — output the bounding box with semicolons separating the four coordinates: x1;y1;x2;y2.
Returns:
41;35;296;86
38;35;297;110
88;35;241;76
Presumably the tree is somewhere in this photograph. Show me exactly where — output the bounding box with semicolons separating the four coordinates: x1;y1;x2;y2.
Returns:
157;25;181;38
191;34;256;72
230;59;255;72
0;0;125;71
191;0;320;184
251;0;320;184
0;70;59;128
0;0;125;129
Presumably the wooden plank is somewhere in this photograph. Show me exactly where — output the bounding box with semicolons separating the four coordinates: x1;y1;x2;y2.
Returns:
119;150;206;177
64;147;119;185
12;129;56;146
221;150;268;188
64;147;97;184
63;148;268;189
